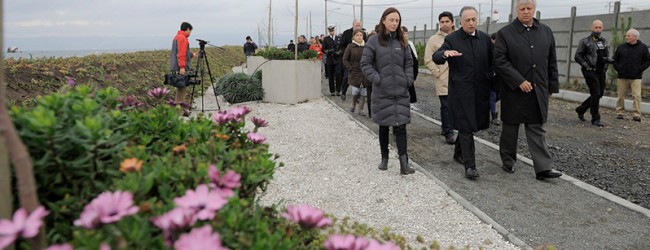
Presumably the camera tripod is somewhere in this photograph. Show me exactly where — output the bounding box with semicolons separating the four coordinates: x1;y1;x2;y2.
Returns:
188;39;221;112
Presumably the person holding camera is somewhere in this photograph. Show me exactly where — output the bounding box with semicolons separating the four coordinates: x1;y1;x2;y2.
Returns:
243;36;258;57
574;20;611;127
170;22;195;115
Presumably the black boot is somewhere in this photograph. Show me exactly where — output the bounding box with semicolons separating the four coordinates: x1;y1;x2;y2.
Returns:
399;155;415;175
378;158;388;170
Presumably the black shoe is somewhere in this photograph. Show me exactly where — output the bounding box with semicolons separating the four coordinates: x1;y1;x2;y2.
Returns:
335;92;341;96
465;167;479;179
330;93;335;96
576;109;586;122
502;165;515;173
399;155;415;175
617;114;624;120
633;116;641;122
445;133;457;144
453;154;464;165
341;94;346;101
592;120;604;127
378;158;388;171
536;170;562;180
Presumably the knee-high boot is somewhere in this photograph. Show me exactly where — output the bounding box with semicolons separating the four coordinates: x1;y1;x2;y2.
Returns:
399;154;415;175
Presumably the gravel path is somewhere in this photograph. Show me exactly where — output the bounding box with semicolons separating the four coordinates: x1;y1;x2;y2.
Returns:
191;88;519;249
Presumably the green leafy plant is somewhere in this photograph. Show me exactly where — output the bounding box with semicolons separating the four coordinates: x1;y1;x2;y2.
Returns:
416;42;426;67
255;47;318;60
216;72;264;104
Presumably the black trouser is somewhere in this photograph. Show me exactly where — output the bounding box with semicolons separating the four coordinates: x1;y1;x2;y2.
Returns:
576;68;606;122
341;69;349;96
366;86;372;117
439;96;452;135
500;122;552;173
379;124;407;158
326;64;342;94
454;132;475;169
408;85;417;103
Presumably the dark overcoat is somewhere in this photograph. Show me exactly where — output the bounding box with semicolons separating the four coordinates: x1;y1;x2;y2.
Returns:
322;35;341;65
342;42;369;88
361;33;414;126
432;29;493;133
494;18;559;124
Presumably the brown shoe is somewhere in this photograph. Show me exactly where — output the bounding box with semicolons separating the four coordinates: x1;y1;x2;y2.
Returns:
617;114;624;120
633;116;641;122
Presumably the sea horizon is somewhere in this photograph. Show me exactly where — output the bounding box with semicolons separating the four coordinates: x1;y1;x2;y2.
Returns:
2;48;163;60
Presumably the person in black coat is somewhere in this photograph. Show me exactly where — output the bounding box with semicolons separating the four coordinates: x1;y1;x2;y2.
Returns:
323;26;343;96
613;28;650;122
493;0;562;180
402;26;418;104
433;6;492;179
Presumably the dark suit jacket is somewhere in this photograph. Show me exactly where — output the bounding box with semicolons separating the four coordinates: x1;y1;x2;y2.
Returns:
433;29;493;132
494;18;559;124
323;35;341;65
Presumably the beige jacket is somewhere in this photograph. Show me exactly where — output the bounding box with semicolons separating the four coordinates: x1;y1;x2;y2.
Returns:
424;30;449;96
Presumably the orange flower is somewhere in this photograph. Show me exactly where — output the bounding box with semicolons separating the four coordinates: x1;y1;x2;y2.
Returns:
215;132;230;141
120;157;143;173
173;144;187;153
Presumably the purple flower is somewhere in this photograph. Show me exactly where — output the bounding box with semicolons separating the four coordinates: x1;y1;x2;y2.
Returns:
208;165;241;198
44;243;73;250
211;111;235;125
246;132;266;144
324;235;399;250
73;191;139;229
324;234;357;250
148;87;171;98
365;239;400;250
173;184;228;221
100;243;111;250
174;225;229;250
0;206;49;249
282;204;332;228
228;106;251;119
166;99;191;109
66;77;75;87
251;116;269;128
151;207;197;247
151;207;197;232
116;95;144;110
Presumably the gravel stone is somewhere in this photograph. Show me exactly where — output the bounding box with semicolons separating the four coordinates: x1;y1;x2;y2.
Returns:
192;90;518;249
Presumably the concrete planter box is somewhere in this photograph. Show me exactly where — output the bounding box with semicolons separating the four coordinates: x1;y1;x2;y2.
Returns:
261;59;321;104
245;56;266;75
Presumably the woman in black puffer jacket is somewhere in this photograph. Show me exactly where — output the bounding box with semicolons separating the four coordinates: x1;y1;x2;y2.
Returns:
360;7;415;175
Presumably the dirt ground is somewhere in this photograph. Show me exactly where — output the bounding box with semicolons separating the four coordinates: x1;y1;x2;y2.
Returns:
331;73;650;209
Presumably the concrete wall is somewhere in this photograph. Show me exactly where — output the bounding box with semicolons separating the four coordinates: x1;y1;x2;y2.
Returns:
261;60;321;104
411;9;650;86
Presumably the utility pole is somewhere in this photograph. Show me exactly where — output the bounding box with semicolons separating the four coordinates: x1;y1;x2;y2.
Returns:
310;11;313;37
353;5;356;19
431;0;434;28
510;0;516;22
490;0;494;24
325;0;328;34
268;0;272;46
258;25;262;46
478;4;483;24
360;0;364;28
295;0;298;59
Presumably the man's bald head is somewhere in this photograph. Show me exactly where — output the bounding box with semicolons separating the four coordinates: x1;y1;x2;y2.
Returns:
591;20;604;36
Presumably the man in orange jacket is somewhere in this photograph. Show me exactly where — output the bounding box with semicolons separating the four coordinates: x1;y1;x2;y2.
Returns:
170;22;194;112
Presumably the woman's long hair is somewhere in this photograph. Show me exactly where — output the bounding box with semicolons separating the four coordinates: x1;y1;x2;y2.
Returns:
377;7;407;48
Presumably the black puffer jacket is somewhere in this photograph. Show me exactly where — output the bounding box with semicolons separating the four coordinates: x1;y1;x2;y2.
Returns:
613;40;650;79
361;32;414;126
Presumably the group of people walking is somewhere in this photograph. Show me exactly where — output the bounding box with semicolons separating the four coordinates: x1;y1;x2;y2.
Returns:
353;0;571;180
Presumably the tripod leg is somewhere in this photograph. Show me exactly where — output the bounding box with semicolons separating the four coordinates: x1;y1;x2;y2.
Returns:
202;52;221;110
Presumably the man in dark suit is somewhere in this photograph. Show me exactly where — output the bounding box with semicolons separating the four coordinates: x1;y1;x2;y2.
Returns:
433;6;493;179
494;0;562;180
323;26;343;96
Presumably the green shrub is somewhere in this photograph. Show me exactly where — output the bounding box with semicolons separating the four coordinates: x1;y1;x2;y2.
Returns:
216;72;264;104
416;42;426;67
253;70;262;82
255;47;318;60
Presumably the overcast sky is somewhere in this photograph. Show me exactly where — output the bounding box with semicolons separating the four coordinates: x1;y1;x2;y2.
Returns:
4;0;650;51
